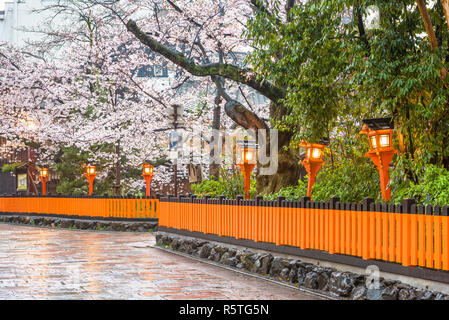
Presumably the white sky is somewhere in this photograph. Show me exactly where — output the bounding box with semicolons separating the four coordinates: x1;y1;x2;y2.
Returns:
0;1;440;13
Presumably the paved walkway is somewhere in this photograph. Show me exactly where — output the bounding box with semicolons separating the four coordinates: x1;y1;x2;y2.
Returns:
0;223;322;300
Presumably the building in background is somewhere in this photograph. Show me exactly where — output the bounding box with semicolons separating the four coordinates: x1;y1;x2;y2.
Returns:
0;0;61;45
0;138;59;195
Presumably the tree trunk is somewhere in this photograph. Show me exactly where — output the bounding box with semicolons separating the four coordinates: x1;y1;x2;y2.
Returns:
115;139;121;196
209;95;221;179
255;134;302;194
255;101;304;194
416;0;439;50
441;0;449;33
416;0;448;79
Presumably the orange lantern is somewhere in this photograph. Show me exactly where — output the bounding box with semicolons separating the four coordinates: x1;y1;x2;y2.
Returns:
300;141;327;198
237;140;258;199
38;168;49;195
84;164;96;196
142;162;154;197
360;118;397;201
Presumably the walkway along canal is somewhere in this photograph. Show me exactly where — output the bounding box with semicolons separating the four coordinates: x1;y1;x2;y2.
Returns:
0;223;322;300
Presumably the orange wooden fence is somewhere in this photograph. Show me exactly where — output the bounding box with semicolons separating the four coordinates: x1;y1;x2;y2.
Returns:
158;196;449;272
0;196;158;219
2;194;448;272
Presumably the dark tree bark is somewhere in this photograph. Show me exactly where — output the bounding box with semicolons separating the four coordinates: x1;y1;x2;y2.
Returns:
256;100;302;194
354;2;370;51
209;95;222;179
114;139;121;196
224;100;268;131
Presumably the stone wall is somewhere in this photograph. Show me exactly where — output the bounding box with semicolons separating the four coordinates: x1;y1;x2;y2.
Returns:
156;232;449;300
0;214;157;232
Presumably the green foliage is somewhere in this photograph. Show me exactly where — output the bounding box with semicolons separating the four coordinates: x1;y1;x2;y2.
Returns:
191;178;223;198
53;140;144;196
246;0;358;143
391;164;449;206
264;180;308;201
54;147;91;195
246;0;449;183
1;162;24;172
191;170;256;199
265;158;449;206
265;158;380;203
54;146;115;195
220;169;256;199
311;159;380;202
265;118;381;202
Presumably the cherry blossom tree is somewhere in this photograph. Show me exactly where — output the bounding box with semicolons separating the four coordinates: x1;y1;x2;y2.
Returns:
1;2;223;193
1;0;284;195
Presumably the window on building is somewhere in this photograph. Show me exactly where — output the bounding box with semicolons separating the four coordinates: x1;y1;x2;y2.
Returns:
137;65;154;78
154;65;168;77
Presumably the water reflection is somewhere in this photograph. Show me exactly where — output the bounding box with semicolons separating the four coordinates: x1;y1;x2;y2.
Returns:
0;224;320;300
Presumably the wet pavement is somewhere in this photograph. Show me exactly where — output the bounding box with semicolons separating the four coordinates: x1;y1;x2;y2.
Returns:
0;223;323;300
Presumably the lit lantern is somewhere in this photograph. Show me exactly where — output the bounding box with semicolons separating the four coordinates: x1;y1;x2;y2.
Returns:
237;140;258;199
83;164;96;196
360;118;397;201
40;168;48;178
300;141;327;198
39;168;49;196
367;129;392;150
142;162;154;197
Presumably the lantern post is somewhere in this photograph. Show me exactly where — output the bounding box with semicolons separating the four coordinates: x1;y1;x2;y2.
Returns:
300;141;327;198
237;140;258;199
38;168;49;196
360;118;397;201
84;165;96;196
142;162;154;197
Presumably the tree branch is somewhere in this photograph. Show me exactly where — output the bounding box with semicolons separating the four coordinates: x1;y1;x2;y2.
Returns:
416;0;438;51
194;36;266;131
250;0;283;26
354;2;370;52
224;100;268;131
285;0;296;22
416;0;448;79
126;19;285;102
442;0;449;32
0;50;21;71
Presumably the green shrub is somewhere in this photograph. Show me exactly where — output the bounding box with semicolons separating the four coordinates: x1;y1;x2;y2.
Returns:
391;164;449;206
191;171;256;199
265;159;449;206
1;162;24;172
265;159;380;202
311;159;380;203
264;180;308;200
191;178;224;198
193;161;449;206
